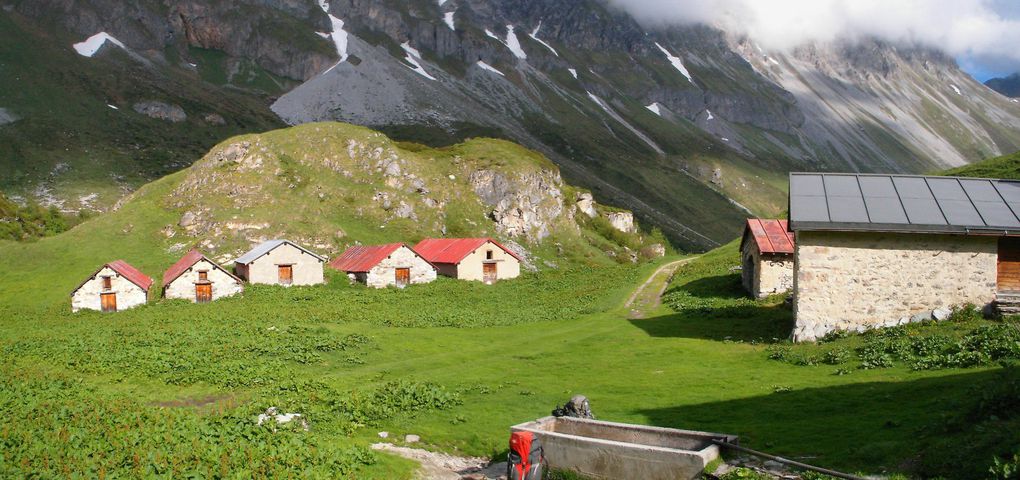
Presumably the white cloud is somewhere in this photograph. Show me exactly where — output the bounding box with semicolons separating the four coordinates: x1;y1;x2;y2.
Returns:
608;0;1020;73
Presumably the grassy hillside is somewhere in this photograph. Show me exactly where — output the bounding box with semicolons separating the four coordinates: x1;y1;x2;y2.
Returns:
0;11;283;211
942;149;1020;179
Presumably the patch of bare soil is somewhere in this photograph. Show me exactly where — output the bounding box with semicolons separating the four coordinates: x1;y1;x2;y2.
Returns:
371;443;507;480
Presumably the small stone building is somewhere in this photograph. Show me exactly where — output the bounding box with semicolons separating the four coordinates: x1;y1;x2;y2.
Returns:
740;219;795;298
329;243;436;288
414;238;521;283
234;239;325;286
163;249;243;302
789;172;1020;341
71;260;152;312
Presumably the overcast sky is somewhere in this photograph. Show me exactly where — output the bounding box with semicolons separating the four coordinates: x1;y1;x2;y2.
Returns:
607;0;1020;81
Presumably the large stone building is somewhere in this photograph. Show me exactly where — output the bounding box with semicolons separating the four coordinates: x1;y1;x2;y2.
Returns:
329;243;436;288
163;249;243;302
789;172;1020;341
740;219;795;298
71;260;153;312
234;239;325;286
414;238;521;283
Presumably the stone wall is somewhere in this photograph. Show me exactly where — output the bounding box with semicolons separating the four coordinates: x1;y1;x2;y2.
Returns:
71;266;148;312
450;241;521;282
362;246;436;288
243;243;324;286
164;259;243;301
741;241;793;298
793;231;998;341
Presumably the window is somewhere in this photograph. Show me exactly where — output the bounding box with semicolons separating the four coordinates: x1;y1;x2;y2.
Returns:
198;271;208;281
102;276;112;290
486;250;494;260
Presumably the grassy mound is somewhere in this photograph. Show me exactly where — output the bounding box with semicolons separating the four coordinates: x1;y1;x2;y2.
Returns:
942;149;1020;179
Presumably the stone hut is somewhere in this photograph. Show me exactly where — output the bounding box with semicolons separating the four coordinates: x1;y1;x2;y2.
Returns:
71;260;152;312
740;219;795;298
329;243;436;288
789;172;1020;341
414;238;522;284
234;239;325;286
163;249;243;302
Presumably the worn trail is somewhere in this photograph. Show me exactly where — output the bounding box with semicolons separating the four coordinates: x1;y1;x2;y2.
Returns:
625;257;697;319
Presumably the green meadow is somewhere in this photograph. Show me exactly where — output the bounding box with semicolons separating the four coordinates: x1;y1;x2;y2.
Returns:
2;232;1019;478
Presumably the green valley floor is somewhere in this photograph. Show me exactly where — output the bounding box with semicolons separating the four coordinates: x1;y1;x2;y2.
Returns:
1;243;1018;478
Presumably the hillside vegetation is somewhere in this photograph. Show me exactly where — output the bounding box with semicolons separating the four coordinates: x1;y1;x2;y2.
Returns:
942;149;1020;179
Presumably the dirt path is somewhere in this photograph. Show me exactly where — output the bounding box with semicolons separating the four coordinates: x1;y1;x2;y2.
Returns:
625;257;697;319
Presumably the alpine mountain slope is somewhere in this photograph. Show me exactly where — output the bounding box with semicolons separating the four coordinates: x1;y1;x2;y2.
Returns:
5;0;1020;250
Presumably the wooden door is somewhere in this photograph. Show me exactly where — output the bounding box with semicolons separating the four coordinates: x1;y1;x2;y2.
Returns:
483;262;497;284
999;237;1020;292
100;292;117;312
278;265;293;285
195;283;212;303
395;268;410;287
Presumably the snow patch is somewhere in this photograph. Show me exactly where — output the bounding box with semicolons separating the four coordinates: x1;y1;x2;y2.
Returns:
721;137;730;142
73;32;126;57
950;84;962;96
317;0;329;13
654;42;693;84
1012;98;1019;103
400;42;436;80
505;25;527;59
476;61;505;76
587;91;665;155
443;11;455;30
107;104;119;110
321;14;349;72
568;68;577;79
437;0;448;5
528;22;558;56
706;110;714;120
315;32;330;38
645;103;661;116
485;29;500;41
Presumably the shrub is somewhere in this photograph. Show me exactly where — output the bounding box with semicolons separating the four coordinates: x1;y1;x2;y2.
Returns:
822;347;851;365
948;303;983;323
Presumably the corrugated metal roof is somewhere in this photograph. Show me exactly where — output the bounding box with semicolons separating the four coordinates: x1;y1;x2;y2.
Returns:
73;260;154;294
789;172;1020;234
742;219;795;254
234;239;325;265
107;260;153;291
163;249;241;288
329;243;406;273
413;238;522;264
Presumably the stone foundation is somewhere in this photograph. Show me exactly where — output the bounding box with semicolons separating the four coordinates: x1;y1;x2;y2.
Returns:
793;231;997;341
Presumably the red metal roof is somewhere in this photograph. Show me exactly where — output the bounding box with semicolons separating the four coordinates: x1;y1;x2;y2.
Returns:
329;243;406;273
742;219;795;254
106;260;154;291
413;238;522;264
163;249;240;288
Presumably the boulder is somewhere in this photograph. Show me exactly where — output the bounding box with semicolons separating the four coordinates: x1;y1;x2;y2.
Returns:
0;107;19;125
606;211;635;233
404;434;420;443
932;307;952;321
133;101;187;123
203;113;226;125
576;192;597;218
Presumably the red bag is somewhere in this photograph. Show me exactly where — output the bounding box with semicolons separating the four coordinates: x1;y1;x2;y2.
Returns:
507;431;545;480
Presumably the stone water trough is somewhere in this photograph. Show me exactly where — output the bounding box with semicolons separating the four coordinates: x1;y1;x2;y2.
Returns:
511;416;737;480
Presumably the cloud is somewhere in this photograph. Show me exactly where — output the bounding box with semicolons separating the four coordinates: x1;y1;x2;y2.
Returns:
607;0;1020;75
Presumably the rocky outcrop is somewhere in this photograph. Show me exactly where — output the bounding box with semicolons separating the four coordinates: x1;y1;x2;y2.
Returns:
576;192;597;218
606;212;635;233
133;101;187;123
469;169;565;242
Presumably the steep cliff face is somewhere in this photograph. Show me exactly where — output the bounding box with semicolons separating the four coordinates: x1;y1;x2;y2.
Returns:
5;0;1020;251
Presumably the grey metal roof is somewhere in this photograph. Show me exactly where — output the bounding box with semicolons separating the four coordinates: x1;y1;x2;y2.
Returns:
789;172;1020;234
233;239;326;265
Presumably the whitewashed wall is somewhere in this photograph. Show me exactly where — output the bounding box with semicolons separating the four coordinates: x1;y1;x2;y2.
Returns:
362;246;436;288
241;243;324;286
71;266;148;312
164;259;243;301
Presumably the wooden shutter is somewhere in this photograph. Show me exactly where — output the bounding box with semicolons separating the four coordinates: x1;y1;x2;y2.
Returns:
998;237;1020;292
278;265;293;285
